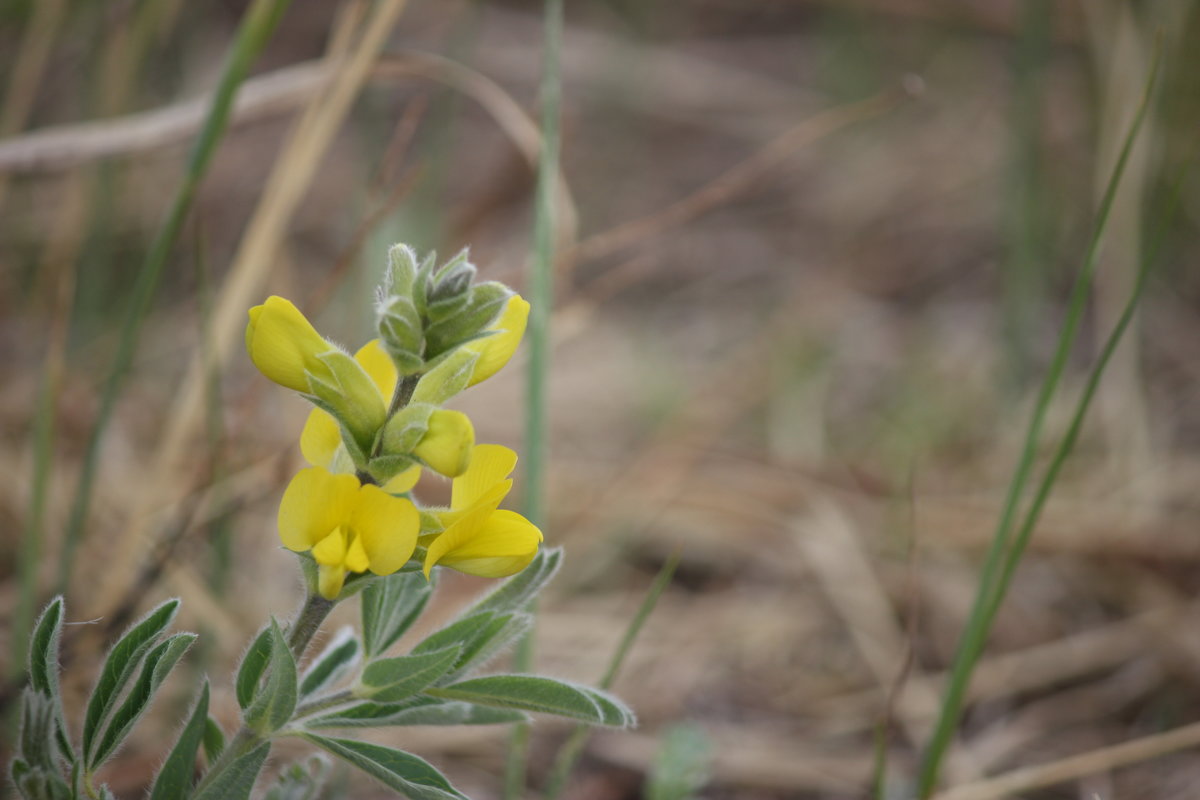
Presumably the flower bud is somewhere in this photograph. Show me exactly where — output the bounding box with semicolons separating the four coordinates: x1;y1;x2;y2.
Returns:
377;295;425;375
426;252;477;320
412;409;475;478
382;243;418;297
245;296;338;393
423;282;510;361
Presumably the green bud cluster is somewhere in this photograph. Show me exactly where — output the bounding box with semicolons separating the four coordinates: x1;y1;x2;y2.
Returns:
376;245;512;377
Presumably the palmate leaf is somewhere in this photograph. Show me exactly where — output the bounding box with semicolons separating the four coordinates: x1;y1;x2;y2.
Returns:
306;696;527;729
299;627;360;698
426;675;635;728
356;646;461;703
361;570;433;658
244;619;297;735
148;682;210;800
90;633;196;769
299;734;467;800
82;598;180;763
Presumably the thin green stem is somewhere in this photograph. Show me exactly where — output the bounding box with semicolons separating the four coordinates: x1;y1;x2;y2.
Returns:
55;0;293;595
544;552;679;800
916;43;1163;797
506;1;561;797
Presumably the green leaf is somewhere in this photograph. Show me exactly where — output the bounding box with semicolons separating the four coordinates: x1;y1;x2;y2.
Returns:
83;598;180;762
469;548;561;617
90;633;196;768
202;717;226;765
244;619;297;735
18;689;59;770
149;682;210;800
646;724;711;800
191;742;270;800
361;570;433;658
446;612;532;682
307;697;527;729
261;755;330;800
27;597;63;697
299;627;360;697
357;647;461;703
12;764;72;800
235;625;272;709
299;734;466;800
427;675;635;727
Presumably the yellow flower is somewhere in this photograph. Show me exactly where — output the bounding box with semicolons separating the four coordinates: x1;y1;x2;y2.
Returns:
299;339;421;491
245;296;336;393
412;409;474;478
279;467;419;599
467;294;529;387
423;444;543;578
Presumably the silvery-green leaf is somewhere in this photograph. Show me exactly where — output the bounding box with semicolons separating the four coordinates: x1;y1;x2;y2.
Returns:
261;755;330;800
82;598;179;762
148;682;209;800
202;716;225;764
191;742;270;800
468;548;562;617
299;734;466;800
90;633;196;768
299;627;359;698
411;610;495;659
444;612;532;683
18;689;58;770
235;625;272;709
357;646;460;703
646;724;712;800
27;597;63;697
426;675;635;728
244;619;297;735
360;568;434;659
307;696;527;729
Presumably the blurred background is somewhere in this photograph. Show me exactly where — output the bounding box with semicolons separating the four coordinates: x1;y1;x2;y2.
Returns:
2;0;1200;798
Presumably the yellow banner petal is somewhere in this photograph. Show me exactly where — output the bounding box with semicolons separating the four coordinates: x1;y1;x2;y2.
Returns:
451;444;517;510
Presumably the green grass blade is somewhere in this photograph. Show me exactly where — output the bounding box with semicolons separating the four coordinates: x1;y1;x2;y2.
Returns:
543;552;679;800
916;43;1163;797
55;0;293;595
506;2;562;798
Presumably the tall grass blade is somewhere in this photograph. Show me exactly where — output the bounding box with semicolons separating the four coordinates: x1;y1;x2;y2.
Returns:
916;43;1163;797
55;0;293;594
506;1;563;798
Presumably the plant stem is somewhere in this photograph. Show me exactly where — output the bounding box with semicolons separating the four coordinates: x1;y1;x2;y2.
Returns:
287;593;336;662
389;373;421;416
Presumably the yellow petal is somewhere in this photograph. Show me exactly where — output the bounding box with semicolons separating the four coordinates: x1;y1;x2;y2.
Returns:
351;484;419;575
246;296;334;392
311;526;348;566
383;464;422;494
425;509;542;578
451;444;517;510
354;339;397;400
344;532;371;573
277;467;359;552
467;295;529;387
414;410;475;478
317;563;346;599
300;408;341;468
